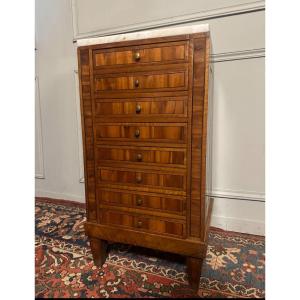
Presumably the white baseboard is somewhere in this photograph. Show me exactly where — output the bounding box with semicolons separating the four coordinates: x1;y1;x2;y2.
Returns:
211;215;265;236
35;190;85;203
211;196;265;235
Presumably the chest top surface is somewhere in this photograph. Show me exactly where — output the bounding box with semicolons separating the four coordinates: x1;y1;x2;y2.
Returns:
76;24;209;47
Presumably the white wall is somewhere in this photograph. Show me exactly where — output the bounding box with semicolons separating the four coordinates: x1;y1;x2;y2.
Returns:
35;0;84;201
35;0;265;235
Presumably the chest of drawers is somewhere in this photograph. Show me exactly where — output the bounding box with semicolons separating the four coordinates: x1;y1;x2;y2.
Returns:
77;25;213;289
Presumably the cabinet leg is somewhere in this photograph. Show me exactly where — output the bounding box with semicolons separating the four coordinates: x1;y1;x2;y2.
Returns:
186;256;204;290
89;238;108;267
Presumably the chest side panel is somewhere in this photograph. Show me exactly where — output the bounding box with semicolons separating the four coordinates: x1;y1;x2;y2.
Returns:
78;48;97;222
190;36;209;238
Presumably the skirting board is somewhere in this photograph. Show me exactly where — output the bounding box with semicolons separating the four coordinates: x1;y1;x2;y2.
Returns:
211;197;265;235
35;190;85;203
211;216;264;236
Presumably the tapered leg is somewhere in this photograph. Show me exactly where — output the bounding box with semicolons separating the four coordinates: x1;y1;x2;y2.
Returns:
89;238;108;267
186;256;204;290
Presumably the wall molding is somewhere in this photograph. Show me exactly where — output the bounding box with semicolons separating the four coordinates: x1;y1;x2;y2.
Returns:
208;188;265;202
211;48;265;62
35;76;45;179
73;70;85;183
71;0;265;40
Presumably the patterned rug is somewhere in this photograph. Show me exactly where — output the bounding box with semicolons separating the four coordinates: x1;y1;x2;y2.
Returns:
35;198;265;298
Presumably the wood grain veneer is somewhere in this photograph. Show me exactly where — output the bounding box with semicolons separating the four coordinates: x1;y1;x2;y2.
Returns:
77;32;213;290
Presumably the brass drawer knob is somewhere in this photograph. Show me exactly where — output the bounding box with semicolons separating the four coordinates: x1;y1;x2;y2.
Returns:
134;79;139;87
134;52;141;61
136;198;143;206
136;153;142;161
135;129;140;138
136;175;142;183
137;220;142;228
135;104;141;113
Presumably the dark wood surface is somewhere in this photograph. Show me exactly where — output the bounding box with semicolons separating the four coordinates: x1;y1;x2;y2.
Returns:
92;40;188;68
94;122;187;144
89;238;108;267
94;69;188;92
78;48;97;222
97;188;186;216
94;96;188;118
99;209;185;238
77;32;212;289
85;221;207;258
186;256;204;290
95;145;187;168
97;166;186;193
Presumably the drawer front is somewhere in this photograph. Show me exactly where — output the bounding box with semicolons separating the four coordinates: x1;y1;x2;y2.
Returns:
97;189;185;215
95;145;186;168
94;96;187;118
95;123;187;144
97;167;186;192
94;70;188;92
93;41;188;68
99;209;185;237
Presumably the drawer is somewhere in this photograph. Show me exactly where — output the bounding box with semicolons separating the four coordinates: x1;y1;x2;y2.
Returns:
95;123;187;144
95;145;186;168
99;209;185;238
94;69;188;93
97;166;186;193
94;96;187;118
97;189;186;215
93;41;188;68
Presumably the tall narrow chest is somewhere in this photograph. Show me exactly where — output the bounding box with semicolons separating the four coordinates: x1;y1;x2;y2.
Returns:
77;25;213;289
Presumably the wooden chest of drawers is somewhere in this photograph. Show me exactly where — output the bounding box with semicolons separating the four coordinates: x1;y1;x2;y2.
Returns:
77;27;213;289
